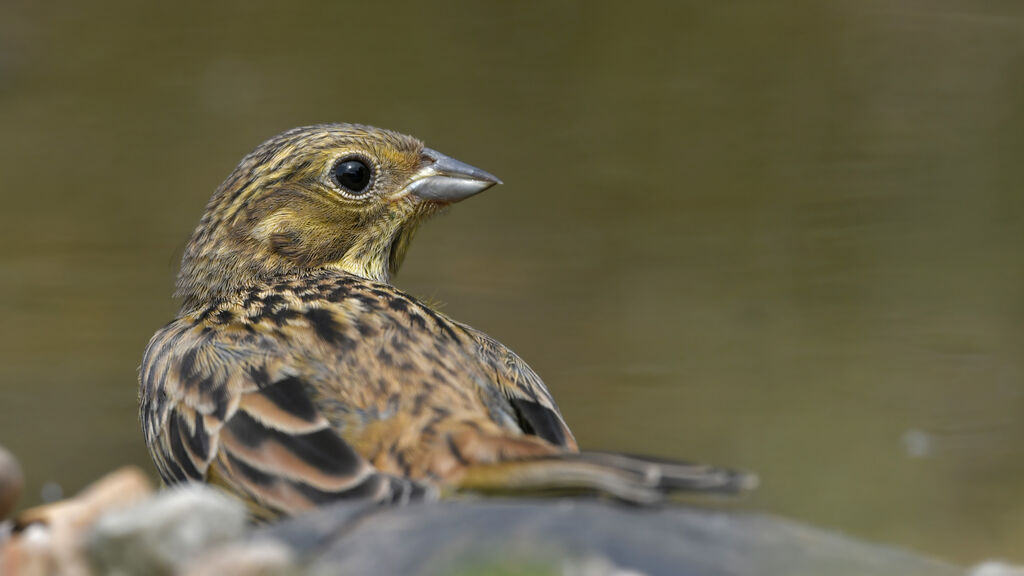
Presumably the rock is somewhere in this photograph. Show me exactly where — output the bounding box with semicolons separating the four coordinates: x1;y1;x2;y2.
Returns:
86;484;248;576
182;539;297;576
0;470;976;576
2;466;153;576
260;499;963;576
0;444;23;520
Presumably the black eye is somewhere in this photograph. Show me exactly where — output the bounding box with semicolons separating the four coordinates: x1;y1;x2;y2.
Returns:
331;157;372;194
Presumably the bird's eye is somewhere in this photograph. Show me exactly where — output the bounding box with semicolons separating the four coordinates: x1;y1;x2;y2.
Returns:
331;157;372;195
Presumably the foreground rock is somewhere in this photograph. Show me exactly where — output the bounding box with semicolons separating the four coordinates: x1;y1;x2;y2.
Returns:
258;499;960;576
0;470;982;576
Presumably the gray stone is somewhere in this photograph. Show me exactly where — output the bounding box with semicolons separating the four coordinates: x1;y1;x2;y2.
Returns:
182;538;298;576
71;484;970;576
259;499;962;576
86;484;248;576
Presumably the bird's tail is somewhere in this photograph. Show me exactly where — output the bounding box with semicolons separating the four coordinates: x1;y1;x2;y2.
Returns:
454;450;757;505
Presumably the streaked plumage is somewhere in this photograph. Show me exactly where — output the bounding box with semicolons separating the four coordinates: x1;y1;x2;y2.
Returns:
139;124;754;518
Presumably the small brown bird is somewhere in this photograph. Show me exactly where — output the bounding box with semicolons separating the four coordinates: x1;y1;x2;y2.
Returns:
139;124;754;518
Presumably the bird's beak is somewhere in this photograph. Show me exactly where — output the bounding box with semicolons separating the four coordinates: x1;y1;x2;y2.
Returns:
406;148;502;204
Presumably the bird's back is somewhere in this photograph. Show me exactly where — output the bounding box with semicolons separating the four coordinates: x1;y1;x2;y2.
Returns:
140;269;579;515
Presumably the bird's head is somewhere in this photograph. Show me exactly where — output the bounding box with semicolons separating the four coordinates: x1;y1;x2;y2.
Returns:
175;124;500;310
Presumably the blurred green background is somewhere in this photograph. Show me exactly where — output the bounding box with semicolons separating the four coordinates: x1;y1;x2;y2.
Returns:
2;0;1023;565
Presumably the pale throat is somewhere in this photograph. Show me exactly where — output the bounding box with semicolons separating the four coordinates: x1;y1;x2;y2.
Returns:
327;230;400;285
330;254;391;284
319;211;422;286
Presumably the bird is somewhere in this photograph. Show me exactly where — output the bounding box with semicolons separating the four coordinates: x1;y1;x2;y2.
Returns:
138;123;756;519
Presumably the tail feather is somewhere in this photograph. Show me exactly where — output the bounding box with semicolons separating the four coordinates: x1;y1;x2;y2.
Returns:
455;451;757;504
580;451;758;494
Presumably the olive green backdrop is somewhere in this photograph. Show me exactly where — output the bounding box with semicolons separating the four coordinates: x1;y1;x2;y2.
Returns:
1;0;1022;564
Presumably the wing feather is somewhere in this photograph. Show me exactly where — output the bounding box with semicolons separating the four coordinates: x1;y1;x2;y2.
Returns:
139;320;427;517
456;322;578;450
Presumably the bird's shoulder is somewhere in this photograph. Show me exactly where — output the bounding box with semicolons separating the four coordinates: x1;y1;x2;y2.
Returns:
452;321;577;449
139;269;577;479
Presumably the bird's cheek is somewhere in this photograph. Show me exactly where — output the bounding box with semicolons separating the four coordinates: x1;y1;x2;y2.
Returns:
251;210;299;244
250;211;313;263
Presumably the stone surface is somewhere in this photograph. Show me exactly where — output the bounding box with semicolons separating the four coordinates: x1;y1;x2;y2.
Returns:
183;539;297;576
0;444;23;520
86;484;248;576
261;499;963;576
0;474;979;576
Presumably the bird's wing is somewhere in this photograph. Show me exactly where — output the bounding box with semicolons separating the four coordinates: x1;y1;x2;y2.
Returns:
139;321;426;518
455;322;578;450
